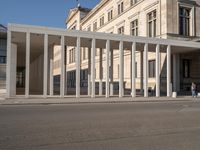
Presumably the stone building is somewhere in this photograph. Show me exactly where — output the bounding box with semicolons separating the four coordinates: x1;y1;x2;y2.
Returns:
6;0;200;98
63;0;200;96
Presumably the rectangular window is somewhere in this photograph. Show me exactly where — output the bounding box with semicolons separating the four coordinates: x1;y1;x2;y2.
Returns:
93;21;97;31
100;16;104;27
183;59;190;78
131;0;138;6
147;10;156;37
179;7;191;36
118;26;124;35
131;19;138;36
118;1;124;15
87;26;91;31
0;56;6;64
108;9;113;21
148;60;156;78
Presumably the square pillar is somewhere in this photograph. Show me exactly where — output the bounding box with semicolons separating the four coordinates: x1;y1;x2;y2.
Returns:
143;43;148;97
43;34;48;98
88;47;91;96
91;38;96;98
6;30;17;98
106;40;110;98
76;37;81;98
156;44;160;97
99;48;103;96
49;46;54;96
131;42;136;97
167;45;171;97
140;51;143;95
119;41;124;98
25;32;30;98
110;49;114;96
60;35;65;97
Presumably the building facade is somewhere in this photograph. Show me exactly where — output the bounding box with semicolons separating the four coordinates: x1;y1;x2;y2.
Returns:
5;0;200;98
64;0;200;96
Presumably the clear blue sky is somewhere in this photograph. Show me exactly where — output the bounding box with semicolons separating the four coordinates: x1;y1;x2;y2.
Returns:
0;0;100;28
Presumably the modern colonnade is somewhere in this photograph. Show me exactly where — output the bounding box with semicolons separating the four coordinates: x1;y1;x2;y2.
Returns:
6;24;200;98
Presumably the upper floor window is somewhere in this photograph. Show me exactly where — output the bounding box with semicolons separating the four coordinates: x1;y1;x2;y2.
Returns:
131;0;138;6
179;7;191;36
108;9;113;21
93;21;97;31
131;19;138;36
118;1;124;15
100;16;104;27
71;25;76;30
69;48;75;63
147;10;156;37
118;26;124;35
87;26;91;31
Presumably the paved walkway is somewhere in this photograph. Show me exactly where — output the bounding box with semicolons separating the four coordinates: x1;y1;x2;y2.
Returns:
0;95;199;105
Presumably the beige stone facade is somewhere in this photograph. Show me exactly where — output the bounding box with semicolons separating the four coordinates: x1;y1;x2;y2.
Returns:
61;0;200;95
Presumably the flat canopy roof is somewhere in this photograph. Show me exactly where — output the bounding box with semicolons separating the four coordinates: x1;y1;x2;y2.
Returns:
8;23;200;54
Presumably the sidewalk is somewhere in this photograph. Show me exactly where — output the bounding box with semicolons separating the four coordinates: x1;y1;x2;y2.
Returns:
0;96;198;105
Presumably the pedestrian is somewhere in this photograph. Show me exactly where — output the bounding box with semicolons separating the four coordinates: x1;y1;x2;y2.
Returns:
191;82;197;98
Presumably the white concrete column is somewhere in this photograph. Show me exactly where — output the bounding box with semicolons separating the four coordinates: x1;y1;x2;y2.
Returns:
143;43;148;97
43;34;48;98
91;38;96;98
110;49;114;96
140;51;143;95
25;32;30;98
99;48;103;96
173;54;177;92
76;37;81;98
131;42;136;97
119;41;124;98
6;29;17;98
106;40;110;98
49;46;54;96
156;44;160;97
65;46;67;95
6;30;11;97
88;47;91;96
167;45;171;97
60;35;65;97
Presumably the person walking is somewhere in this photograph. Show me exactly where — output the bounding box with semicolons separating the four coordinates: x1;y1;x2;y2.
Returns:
191;82;197;98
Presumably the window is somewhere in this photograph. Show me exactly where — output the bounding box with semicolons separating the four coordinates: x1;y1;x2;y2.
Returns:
87;26;91;31
131;0;138;5
82;48;87;60
179;7;191;36
108;9;113;21
100;16;104;27
131;19;138;36
93;21;97;31
183;59;190;78
147;10;156;37
118;1;124;15
149;60;155;78
71;25;76;30
69;48;75;63
0;56;6;64
118;26;124;35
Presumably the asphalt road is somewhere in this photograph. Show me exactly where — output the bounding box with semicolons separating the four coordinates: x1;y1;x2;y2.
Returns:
0;100;200;150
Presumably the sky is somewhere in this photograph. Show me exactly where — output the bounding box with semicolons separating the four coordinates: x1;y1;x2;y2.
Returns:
0;0;100;28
